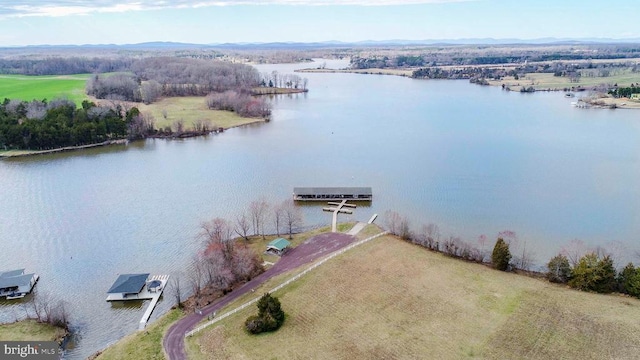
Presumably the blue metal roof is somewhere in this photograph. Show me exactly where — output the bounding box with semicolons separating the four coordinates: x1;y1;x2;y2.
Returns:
107;273;149;294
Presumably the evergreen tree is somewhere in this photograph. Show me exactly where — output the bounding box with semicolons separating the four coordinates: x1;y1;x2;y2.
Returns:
491;238;511;271
245;293;285;334
547;254;572;283
618;263;640;298
569;253;617;293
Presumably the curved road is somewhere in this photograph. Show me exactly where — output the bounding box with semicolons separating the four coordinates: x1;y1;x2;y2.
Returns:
163;232;357;360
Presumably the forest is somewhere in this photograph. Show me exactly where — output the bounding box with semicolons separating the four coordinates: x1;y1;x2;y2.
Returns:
85;57;271;118
0;99;151;150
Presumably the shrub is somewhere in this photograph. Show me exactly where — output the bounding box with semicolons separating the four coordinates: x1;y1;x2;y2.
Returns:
618;263;640;298
244;315;265;334
245;293;285;334
547;254;572;283
491;238;511;271
569;253;617;293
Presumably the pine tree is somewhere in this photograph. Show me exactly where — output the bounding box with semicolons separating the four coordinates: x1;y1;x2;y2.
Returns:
491;238;511;271
547;254;572;283
245;293;285;334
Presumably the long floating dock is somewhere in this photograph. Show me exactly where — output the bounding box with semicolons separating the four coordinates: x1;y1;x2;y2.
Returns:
293;187;372;201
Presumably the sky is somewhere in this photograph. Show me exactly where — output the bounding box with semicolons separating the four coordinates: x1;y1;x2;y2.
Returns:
0;0;638;46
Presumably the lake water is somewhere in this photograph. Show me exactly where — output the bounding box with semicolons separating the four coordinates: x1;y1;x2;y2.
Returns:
1;59;639;358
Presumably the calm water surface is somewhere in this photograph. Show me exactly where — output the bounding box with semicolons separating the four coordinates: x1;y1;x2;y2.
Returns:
1;59;639;358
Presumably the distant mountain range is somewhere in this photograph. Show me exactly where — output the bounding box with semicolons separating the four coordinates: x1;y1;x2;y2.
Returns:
6;38;640;50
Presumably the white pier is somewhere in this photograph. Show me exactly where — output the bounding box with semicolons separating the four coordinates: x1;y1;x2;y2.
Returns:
138;275;169;330
323;199;357;232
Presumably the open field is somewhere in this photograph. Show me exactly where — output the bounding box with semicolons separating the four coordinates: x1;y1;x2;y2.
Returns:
489;69;640;91
187;233;640;360
0;319;67;342
124;96;265;131
0;74;90;105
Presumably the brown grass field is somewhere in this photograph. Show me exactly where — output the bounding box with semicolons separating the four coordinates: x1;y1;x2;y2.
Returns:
90;96;263;132
187;232;640;360
0;319;67;342
488;69;640;92
131;97;264;131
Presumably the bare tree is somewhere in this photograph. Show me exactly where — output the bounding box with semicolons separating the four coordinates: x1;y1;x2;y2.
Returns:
424;223;440;250
249;200;269;239
172;119;185;135
281;199;303;239
477;234;488;262
273;203;284;237
560;238;589;267
189;256;205;304
234;212;251;241
171;274;183;308
513;240;537;271
201;217;233;245
384;210;402;235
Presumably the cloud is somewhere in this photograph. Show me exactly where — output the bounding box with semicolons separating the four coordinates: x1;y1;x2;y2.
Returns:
0;0;471;18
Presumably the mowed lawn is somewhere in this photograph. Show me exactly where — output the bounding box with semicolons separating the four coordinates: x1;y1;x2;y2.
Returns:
188;234;640;360
0;74;90;105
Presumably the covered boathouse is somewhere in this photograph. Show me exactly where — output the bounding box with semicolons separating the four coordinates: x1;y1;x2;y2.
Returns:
106;273;150;301
293;187;372;201
0;269;39;299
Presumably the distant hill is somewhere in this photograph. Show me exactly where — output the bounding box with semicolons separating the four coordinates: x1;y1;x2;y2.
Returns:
3;37;640;51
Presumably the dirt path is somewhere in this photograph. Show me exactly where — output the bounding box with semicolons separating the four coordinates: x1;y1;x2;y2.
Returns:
163;232;357;360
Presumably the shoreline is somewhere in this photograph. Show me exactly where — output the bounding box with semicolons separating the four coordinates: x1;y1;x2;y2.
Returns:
0;118;268;159
251;87;308;95
0;139;129;159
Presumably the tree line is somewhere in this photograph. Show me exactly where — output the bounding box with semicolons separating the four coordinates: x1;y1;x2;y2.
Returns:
608;84;640;98
85;57;272;118
184;199;303;308
0;99;152;150
0;57;133;75
384;211;640;299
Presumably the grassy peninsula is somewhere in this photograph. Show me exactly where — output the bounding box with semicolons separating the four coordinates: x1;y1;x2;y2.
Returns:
0;319;67;343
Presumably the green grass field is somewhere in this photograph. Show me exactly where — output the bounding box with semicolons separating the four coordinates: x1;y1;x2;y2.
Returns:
187;232;640;360
0;74;90;106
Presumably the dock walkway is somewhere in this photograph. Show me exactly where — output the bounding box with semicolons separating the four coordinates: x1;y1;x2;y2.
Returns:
139;275;169;330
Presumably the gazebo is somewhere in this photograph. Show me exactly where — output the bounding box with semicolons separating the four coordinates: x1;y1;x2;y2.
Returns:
266;238;291;256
